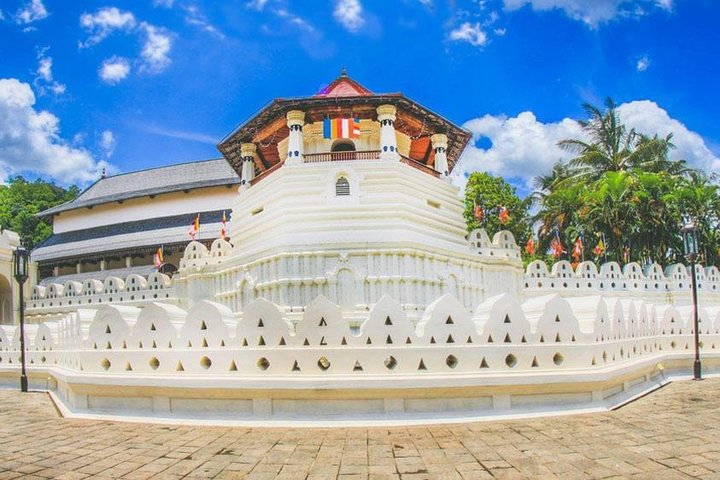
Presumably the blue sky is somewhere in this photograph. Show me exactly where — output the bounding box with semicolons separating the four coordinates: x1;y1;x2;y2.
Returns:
1;0;719;195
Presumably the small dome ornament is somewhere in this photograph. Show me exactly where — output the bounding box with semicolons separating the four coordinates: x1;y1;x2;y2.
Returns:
340;66;347;77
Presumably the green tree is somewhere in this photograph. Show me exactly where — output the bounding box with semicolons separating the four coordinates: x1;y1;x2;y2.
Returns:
0;176;79;249
533;98;720;267
463;172;531;249
557;98;684;184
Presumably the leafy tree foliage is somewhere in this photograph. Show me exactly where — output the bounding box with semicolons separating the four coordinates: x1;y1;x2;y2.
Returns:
463;172;531;247
0;177;79;249
532;99;720;266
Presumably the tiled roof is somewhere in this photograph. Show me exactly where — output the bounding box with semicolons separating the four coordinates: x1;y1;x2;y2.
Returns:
32;210;230;263
39;159;239;217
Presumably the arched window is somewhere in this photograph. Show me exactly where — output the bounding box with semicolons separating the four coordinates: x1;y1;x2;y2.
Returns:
335;176;350;196
331;140;356;152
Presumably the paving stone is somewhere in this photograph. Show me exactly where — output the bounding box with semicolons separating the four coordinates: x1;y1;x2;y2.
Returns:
2;380;720;479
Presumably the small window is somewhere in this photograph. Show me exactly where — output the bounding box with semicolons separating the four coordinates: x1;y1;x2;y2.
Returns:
332;140;356;152
335;177;350;196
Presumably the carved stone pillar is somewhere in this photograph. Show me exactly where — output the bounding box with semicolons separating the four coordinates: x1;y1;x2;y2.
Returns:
431;133;450;179
286;110;305;165
240;143;257;190
377;104;400;161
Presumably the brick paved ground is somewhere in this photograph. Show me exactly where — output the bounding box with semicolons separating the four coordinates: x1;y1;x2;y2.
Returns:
1;379;720;479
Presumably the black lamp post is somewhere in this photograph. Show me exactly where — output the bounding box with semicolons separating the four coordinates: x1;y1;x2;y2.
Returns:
681;221;701;380
12;245;29;392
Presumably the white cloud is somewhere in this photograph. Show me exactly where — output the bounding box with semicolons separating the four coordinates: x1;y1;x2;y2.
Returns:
0;78;112;185
99;130;116;158
99;57;131;84
334;0;365;32
79;7;137;47
247;0;270;10
636;55;650;72
274;8;315;32
503;0;673;27
449;22;488;47
183;5;224;38
140;124;217;144
139;23;172;73
34;48;66;96
617;100;720;173
455;111;581;190
453;100;720;191
0;10;5;21
153;0;175;7
14;0;48;24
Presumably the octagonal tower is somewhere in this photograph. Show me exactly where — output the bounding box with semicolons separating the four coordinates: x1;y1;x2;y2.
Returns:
175;72;523;319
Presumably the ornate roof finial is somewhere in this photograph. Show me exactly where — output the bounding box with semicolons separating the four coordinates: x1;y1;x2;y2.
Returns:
101;167;106;179
341;66;347;77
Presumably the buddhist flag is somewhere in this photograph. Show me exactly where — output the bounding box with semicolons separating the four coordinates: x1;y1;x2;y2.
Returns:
188;214;200;240
593;238;605;257
220;211;228;239
153;246;164;269
525;237;536;255
623;244;631;264
498;206;510;225
550;230;565;259
572;236;584;262
473;203;484;222
323;118;361;139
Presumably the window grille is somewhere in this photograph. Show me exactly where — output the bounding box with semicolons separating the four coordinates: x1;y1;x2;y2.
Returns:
335;177;350;196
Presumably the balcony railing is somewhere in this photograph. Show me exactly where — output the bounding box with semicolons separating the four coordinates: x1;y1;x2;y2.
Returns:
250;151;441;186
303;150;381;162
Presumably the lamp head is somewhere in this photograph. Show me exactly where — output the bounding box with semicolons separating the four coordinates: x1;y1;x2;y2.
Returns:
13;245;29;284
681;220;699;260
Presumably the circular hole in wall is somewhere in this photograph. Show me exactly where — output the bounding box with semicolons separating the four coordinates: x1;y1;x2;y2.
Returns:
257;357;270;371
200;356;212;369
317;356;331;371
505;354;517;368
149;357;160;370
101;358;111;371
446;355;458;368
553;353;564;366
384;356;397;370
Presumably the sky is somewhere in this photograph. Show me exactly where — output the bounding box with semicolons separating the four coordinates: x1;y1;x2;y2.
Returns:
1;0;719;196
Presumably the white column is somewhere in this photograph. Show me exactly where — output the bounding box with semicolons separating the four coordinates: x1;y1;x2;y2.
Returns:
286;110;305;165
240;143;257;190
377;105;400;161
431;133;450;180
125;256;133;268
100;259;107;271
76;262;82;274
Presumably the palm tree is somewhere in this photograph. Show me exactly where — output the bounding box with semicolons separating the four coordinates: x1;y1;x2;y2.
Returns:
557;98;686;182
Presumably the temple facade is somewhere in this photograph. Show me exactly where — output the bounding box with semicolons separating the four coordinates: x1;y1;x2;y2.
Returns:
33;159;239;282
1;72;719;424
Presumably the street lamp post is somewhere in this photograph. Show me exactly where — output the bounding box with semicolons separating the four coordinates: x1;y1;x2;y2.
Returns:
12;245;29;393
681;221;701;381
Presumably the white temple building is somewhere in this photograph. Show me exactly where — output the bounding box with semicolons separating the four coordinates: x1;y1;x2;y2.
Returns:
1;71;719;425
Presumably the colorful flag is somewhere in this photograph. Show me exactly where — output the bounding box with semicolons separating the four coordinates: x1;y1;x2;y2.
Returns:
572;236;584;262
623;245;631;264
550;231;565;259
188;214;200;240
498;206;510;225
593;238;605;257
153;246;164;269
525;237;536;255
473;203;484;222
323;118;361;139
220;211;228;239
